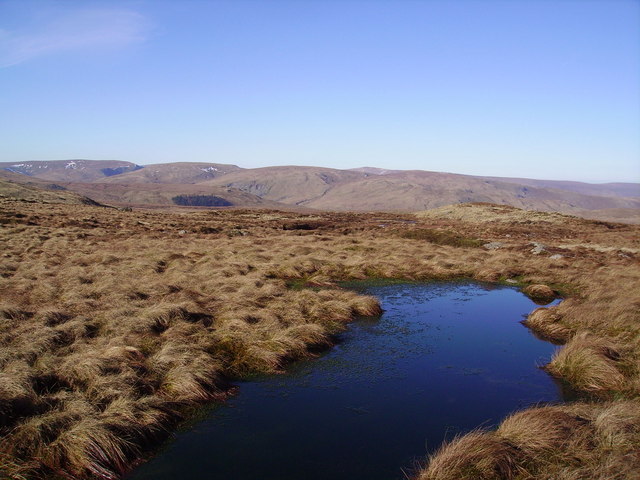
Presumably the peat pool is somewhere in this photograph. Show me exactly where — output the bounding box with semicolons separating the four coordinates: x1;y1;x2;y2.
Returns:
128;281;566;480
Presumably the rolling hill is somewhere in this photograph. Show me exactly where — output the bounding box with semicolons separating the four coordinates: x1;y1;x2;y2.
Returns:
96;162;241;184
64;182;285;209
0;173;102;205
2;160;638;221
0;159;141;182
202;166;369;204
483;176;640;199
205;167;640;216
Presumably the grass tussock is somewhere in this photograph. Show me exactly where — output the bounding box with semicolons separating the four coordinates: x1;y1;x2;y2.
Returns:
0;200;639;479
546;332;627;393
496;406;593;457
419;401;640;479
522;283;556;302
417;431;522;480
523;306;572;343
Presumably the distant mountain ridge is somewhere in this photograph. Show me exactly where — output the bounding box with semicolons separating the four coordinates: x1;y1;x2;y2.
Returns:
95;162;241;184
482;176;640;200
202;167;640;215
0;160;142;182
1;160;638;222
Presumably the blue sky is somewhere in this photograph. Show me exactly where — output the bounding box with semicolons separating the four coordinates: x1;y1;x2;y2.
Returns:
1;0;638;183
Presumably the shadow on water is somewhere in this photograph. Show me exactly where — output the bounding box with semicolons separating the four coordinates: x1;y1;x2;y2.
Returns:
128;281;568;480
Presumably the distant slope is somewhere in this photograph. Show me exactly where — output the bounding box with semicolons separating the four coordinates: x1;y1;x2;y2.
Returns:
0;167;283;209
203;166;369;204
64;182;286;209
3;160;638;220
208;167;640;215
483;176;640;199
571;208;640;225
0;173;101;205
0;160;141;182
348;167;402;175
96;162;242;184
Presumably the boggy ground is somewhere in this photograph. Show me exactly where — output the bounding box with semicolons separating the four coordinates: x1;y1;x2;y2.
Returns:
0;199;638;479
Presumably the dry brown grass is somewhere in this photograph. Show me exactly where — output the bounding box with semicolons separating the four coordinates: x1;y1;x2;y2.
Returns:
420;401;640;480
522;283;556;302
0;200;639;479
497;404;597;463
546;332;628;392
523;306;572;343
417;431;523;480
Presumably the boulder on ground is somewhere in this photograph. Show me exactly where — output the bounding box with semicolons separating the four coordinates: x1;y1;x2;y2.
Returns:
530;242;547;255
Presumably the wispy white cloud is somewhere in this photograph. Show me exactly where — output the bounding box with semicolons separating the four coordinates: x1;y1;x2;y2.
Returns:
0;7;149;67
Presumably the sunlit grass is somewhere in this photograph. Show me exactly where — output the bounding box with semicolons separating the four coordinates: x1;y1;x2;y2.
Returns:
0;200;638;479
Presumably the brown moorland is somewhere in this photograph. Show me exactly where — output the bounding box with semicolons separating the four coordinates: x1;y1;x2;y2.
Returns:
0;197;638;479
203;167;640;215
0;175;102;207
3;160;639;222
94;162;241;185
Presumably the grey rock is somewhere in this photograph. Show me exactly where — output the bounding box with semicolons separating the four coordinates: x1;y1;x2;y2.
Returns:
530;242;547;255
483;242;504;250
550;254;564;260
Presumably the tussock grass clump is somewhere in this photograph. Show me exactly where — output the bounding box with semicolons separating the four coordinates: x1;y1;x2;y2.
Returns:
417;431;522;480
546;332;627;393
524;307;572;342
141;304;189;333
523;283;556;302
0;306;32;326
422;401;640;479
0;365;38;430
347;294;383;317
34;309;72;327
497;406;592;458
150;344;223;402
41;417;132;479
592;400;640;450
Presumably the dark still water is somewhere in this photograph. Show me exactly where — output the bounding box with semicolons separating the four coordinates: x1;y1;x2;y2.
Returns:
129;282;564;480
